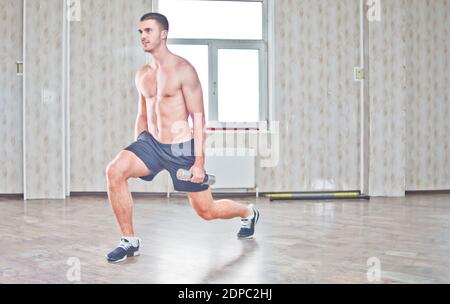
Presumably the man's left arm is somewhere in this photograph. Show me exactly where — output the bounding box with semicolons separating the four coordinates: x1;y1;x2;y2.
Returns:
181;64;206;184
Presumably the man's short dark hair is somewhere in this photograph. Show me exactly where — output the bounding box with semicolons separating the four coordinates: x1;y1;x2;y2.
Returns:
140;13;169;31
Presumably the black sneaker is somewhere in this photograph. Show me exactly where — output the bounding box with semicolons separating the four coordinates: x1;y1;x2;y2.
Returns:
106;238;141;263
237;205;260;239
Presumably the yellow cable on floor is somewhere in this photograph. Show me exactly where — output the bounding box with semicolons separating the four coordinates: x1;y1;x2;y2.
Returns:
267;192;361;198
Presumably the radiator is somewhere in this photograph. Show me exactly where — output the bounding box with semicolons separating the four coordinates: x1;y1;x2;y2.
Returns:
205;148;256;189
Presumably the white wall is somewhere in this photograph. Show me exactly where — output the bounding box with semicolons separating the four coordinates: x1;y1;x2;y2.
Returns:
405;0;450;191
367;0;450;195
367;0;407;196
23;0;66;199
69;0;161;192
0;0;23;194
257;0;362;192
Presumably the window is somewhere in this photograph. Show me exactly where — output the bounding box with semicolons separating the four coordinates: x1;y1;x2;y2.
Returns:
218;49;260;122
158;0;262;40
153;0;268;127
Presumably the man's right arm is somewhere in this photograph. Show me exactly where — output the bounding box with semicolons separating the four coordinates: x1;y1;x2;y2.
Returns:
134;71;148;140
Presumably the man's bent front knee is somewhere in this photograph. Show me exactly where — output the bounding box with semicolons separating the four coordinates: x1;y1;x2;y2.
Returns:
106;162;128;187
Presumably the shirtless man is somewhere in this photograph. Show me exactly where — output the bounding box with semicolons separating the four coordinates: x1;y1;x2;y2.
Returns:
106;13;260;263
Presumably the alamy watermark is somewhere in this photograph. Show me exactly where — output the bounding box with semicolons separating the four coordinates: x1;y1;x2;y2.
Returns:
367;0;381;22
169;118;280;168
366;257;382;282
66;257;81;283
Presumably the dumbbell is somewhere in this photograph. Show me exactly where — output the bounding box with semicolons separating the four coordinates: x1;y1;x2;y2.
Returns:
176;169;216;186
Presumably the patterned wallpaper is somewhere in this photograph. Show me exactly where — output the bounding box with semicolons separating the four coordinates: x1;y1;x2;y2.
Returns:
1;0;449;197
405;0;450;191
257;0;362;192
0;0;23;194
69;0;166;192
367;0;408;196
23;0;66;199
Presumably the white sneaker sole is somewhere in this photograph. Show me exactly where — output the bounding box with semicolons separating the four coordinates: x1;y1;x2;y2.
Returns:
238;235;255;240
107;250;140;264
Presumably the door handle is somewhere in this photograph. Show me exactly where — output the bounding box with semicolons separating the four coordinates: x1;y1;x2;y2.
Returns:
16;61;23;75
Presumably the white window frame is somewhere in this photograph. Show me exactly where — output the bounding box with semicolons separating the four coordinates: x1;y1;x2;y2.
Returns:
152;0;272;130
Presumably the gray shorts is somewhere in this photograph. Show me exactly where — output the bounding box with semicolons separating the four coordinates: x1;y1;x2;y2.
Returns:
125;131;209;193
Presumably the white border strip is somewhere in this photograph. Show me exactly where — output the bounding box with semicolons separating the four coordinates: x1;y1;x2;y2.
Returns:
62;0;70;197
359;0;367;195
22;0;27;200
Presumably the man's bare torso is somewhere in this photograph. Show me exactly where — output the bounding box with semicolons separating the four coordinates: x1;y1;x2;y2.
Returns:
136;55;193;144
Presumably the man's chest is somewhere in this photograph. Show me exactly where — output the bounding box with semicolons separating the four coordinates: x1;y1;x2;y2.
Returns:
137;68;181;99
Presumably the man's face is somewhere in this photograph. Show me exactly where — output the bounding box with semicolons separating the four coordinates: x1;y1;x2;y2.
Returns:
139;19;167;53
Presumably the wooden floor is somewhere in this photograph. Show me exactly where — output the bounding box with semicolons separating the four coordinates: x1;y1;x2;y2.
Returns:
0;192;449;284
